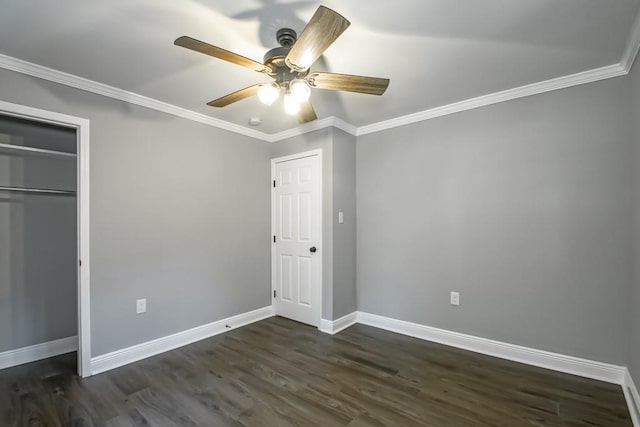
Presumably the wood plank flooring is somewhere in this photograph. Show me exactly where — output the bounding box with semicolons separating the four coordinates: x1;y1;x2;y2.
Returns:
0;316;633;426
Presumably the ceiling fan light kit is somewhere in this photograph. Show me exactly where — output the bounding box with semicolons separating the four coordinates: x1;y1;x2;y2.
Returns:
174;5;390;123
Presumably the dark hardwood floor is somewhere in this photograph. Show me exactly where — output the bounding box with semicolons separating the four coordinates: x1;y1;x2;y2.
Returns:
0;316;632;426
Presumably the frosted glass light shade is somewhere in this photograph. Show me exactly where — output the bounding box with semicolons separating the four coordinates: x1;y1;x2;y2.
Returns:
284;93;301;115
290;79;311;103
257;84;279;105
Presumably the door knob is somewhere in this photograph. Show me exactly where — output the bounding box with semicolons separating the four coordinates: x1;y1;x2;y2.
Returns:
310;246;317;253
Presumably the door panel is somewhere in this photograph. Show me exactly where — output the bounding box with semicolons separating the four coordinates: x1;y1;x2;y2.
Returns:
280;194;293;240
272;153;321;326
298;256;312;306
299;193;312;240
280;254;293;302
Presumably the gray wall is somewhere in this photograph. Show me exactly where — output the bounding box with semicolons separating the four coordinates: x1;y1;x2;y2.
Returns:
332;129;357;319
631;58;640;379
0;67;272;356
1;61;636;369
270;129;334;320
357;76;632;364
0;122;77;352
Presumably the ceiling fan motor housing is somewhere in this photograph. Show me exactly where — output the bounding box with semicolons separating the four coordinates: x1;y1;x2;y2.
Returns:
263;28;305;82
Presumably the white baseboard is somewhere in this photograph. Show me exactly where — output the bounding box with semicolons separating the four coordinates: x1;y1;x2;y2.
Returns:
356;312;626;385
90;306;274;375
624;369;640;427
0;336;78;370
86;306;635;422
319;312;358;335
319;319;332;334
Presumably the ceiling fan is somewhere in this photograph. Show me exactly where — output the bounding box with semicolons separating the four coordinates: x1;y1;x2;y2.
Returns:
174;6;390;124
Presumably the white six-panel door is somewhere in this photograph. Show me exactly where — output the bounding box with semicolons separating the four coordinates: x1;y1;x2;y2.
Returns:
272;151;322;326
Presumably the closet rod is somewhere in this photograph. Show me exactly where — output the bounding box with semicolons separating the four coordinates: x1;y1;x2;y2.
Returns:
0;143;76;158
0;186;76;195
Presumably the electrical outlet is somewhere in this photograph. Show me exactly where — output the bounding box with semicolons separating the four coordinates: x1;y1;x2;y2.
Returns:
450;292;460;306
338;211;344;224
136;298;147;314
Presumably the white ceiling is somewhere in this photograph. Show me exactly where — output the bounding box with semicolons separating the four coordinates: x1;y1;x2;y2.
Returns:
1;0;639;134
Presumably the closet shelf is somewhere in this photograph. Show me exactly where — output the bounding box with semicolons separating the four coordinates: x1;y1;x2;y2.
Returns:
0;142;76;159
0;186;76;196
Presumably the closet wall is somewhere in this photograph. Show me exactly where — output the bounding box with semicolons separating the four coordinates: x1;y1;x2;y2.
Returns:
0;67;272;358
0;116;77;353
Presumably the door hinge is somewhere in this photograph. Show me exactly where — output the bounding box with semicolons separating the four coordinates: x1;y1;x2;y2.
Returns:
273;235;276;243
79;260;82;267
273;180;276;188
273;290;276;298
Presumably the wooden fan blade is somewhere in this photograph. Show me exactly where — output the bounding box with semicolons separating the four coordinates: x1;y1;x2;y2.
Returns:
307;72;389;95
285;6;350;72
297;100;318;123
175;36;271;73
207;85;261;107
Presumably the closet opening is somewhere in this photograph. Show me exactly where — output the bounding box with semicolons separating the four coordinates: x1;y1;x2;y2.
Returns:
0;101;90;377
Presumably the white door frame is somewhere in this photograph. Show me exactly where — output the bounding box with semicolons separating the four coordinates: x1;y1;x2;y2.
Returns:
0;100;91;377
271;149;323;327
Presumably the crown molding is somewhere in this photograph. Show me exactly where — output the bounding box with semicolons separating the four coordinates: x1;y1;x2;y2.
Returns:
266;116;357;142
356;63;626;136
1;10;639;144
266;117;338;142
356;7;640;136
330;117;358;137
622;6;640;73
0;53;271;142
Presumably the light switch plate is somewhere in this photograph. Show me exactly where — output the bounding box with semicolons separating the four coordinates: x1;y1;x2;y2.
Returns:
338;211;344;224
